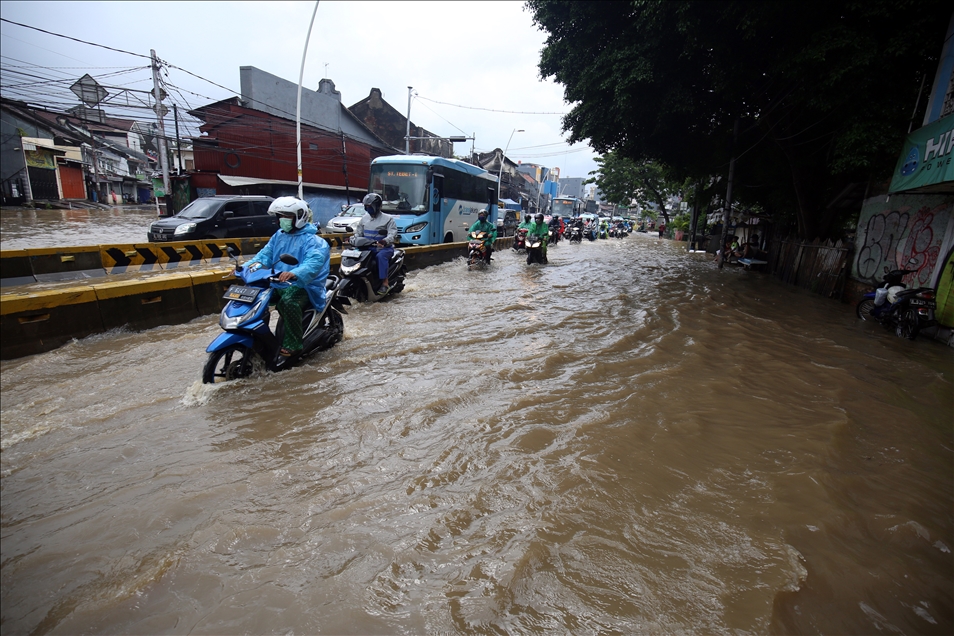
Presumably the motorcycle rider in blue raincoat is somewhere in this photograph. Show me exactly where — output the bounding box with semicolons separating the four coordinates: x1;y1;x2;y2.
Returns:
244;196;330;357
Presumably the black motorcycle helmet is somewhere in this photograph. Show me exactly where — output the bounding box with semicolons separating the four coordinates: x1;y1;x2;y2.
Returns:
363;192;382;217
535;213;544;223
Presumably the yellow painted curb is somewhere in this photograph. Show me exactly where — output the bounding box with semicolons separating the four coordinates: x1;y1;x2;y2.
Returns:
90;272;195;300
0;286;98;315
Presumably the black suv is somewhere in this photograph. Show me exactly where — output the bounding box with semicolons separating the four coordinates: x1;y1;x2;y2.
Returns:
147;195;277;242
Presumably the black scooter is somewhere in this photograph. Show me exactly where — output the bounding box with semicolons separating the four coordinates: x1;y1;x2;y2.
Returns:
338;236;407;302
526;235;547;265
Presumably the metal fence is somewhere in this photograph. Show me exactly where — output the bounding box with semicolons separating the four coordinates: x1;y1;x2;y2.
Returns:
766;237;851;299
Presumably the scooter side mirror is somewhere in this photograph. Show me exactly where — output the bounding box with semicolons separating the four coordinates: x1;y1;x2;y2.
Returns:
227;246;242;270
279;253;300;266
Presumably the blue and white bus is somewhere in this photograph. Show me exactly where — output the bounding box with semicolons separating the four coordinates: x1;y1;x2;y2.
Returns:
368;155;498;245
551;196;584;218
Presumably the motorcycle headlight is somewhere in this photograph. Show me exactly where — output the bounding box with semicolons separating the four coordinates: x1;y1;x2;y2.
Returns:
404;222;427;232
174;222;197;236
220;298;264;329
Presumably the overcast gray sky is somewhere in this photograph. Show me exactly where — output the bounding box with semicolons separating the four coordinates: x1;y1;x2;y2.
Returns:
0;0;598;180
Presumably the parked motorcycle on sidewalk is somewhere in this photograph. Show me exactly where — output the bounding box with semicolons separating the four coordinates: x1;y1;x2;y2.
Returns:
203;250;348;383
467;231;492;270
338;236;407;302
856;264;937;340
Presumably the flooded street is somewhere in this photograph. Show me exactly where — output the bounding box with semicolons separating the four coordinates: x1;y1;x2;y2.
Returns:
1;207;157;249
1;234;951;634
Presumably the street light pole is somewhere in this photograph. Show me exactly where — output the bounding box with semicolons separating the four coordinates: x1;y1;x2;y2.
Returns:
405;86;413;155
296;0;319;200
496;128;523;203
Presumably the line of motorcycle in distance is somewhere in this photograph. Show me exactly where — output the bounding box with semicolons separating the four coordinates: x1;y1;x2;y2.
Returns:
467;222;634;270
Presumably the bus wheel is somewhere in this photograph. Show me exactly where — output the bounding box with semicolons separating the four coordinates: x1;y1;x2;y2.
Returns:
443;232;454;243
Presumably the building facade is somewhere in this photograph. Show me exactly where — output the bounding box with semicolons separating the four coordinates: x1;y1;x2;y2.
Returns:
188;67;398;226
349;88;451;158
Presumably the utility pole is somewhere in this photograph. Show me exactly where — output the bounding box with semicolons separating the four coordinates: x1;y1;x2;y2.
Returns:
173;104;183;173
18;133;33;203
406;86;413;155
150;49;170;202
341;133;350;205
718;119;740;270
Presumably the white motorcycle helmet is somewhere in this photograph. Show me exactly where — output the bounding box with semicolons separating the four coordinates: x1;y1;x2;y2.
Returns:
268;196;311;230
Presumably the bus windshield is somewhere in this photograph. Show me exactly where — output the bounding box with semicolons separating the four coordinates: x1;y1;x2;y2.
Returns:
551;199;577;217
369;164;428;213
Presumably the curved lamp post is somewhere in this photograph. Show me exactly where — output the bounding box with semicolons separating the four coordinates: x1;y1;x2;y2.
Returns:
497;128;524;203
296;0;320;199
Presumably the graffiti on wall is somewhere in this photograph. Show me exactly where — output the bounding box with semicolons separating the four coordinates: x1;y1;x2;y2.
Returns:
853;194;952;287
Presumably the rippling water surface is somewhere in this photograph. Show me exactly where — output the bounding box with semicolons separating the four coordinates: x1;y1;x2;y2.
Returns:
1;207;157;249
1;235;951;634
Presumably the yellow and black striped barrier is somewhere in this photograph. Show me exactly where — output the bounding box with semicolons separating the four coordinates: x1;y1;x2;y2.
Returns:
1;234;351;285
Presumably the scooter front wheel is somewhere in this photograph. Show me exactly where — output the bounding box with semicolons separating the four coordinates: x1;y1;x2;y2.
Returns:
203;344;256;384
856;299;875;322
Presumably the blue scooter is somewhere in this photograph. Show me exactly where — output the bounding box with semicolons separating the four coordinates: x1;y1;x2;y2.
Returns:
203;249;349;383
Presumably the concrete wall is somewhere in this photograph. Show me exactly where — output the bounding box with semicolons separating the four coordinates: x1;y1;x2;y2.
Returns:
851;193;954;288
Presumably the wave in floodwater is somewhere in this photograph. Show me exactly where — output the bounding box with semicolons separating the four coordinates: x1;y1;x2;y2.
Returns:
1;235;951;634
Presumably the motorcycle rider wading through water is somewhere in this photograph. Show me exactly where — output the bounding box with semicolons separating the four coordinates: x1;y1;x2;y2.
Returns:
243;196;330;358
468;209;497;263
527;212;550;264
354;192;398;296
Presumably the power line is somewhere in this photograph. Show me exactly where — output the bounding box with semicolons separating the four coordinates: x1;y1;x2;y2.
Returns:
416;95;566;116
0;17;152;60
413;96;467;136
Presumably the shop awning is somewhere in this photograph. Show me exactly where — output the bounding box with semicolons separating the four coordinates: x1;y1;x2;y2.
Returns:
217;175;348;191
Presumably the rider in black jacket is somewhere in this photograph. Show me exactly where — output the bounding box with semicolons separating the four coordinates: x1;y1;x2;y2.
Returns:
548;214;563;244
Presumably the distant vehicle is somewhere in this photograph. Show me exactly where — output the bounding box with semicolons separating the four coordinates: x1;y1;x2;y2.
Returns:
584;199;598;214
497;209;519;236
551;196;584;218
369;155;498;245
148;195;276;242
327;203;364;234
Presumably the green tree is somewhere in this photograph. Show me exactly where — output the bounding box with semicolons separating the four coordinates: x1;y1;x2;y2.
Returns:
528;0;951;239
587;152;684;224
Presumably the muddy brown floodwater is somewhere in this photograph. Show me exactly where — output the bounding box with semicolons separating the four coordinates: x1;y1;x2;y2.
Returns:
1;234;951;634
1;206;158;249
